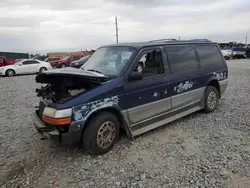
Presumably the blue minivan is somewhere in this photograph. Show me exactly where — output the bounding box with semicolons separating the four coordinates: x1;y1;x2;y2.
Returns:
31;39;228;154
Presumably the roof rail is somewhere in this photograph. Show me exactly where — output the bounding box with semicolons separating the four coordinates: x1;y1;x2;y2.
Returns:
149;38;177;42
188;39;211;42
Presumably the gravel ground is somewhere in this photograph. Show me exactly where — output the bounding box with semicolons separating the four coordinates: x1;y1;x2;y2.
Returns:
1;59;250;188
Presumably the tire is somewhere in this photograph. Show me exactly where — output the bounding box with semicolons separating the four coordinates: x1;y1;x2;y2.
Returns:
61;64;66;68
82;112;120;155
6;69;15;77
39;67;47;73
203;86;219;113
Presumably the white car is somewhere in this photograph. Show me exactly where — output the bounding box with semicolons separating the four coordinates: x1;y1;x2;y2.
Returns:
0;59;52;77
221;49;233;60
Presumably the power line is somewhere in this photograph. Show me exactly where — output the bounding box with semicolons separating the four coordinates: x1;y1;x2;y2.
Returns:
115;17;119;43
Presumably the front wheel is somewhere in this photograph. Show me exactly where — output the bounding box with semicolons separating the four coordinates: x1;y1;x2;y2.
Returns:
6;69;15;77
203;86;219;113
82;112;120;155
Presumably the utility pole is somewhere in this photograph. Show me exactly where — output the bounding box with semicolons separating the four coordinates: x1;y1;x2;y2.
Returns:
246;33;248;45
178;36;180;40
115;17;119;43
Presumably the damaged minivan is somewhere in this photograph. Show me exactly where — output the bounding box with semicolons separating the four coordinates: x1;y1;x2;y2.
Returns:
31;39;228;155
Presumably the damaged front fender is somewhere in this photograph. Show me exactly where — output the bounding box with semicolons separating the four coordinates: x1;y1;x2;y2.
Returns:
72;95;119;122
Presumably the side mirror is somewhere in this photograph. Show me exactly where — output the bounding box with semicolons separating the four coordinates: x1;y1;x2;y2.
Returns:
128;71;143;81
18;63;23;66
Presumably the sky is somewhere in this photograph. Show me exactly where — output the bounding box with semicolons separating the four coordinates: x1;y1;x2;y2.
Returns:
0;0;250;54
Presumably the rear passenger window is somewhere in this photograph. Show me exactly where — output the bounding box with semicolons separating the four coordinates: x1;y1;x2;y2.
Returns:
196;45;224;67
22;60;39;65
165;46;198;73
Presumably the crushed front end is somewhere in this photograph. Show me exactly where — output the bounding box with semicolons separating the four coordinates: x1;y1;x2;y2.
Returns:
31;68;108;145
31;103;81;145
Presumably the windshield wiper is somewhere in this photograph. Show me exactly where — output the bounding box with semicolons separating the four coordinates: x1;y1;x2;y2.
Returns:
87;69;104;74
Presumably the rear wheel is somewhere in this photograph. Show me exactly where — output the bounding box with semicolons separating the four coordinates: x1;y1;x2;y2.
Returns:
203;86;219;113
6;69;15;77
82;112;120;155
39;67;47;72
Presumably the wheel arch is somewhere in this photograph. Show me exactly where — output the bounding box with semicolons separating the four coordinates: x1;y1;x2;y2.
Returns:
39;66;47;71
206;78;221;98
5;69;15;76
82;107;132;138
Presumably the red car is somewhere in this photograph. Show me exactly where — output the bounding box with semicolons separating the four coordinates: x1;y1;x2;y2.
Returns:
0;56;19;67
54;55;83;68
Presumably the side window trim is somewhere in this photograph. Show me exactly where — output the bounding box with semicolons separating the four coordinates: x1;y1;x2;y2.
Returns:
28;60;39;64
164;44;199;74
193;44;201;68
126;47;165;83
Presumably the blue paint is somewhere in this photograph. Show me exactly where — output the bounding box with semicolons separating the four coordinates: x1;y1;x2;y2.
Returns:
72;96;119;122
51;42;228;125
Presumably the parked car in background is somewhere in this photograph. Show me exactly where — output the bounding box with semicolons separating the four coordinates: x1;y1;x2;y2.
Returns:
55;55;83;68
246;47;250;58
221;49;233;60
70;55;91;68
0;56;20;67
0;59;52;77
45;57;61;67
0;52;29;67
32;39;228;155
231;47;247;59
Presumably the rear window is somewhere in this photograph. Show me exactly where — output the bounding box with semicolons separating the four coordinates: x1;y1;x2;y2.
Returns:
196;45;224;67
165;45;199;73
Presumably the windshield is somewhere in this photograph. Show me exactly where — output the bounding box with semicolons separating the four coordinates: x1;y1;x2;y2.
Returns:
62;56;70;60
15;60;23;65
81;46;135;76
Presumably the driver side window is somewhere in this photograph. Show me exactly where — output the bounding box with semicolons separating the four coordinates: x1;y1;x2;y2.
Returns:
135;49;164;78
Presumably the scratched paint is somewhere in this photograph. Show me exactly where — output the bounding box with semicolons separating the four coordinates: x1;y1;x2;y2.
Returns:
72;96;119;122
153;92;159;97
174;81;194;93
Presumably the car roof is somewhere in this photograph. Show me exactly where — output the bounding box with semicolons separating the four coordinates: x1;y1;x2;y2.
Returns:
19;59;45;63
101;39;217;49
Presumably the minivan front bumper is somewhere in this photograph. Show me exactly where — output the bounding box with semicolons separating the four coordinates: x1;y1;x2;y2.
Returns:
31;111;82;145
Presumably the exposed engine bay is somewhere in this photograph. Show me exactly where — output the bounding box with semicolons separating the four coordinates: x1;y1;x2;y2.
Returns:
35;68;109;103
36;84;88;103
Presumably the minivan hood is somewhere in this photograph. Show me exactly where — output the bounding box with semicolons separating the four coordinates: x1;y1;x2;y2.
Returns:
35;67;110;103
36;67;109;84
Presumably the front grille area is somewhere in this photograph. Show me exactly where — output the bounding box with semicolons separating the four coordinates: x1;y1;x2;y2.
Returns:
38;101;46;118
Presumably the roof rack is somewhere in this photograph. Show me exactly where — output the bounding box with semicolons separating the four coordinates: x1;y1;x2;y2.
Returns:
188;39;211;42
149;38;177;42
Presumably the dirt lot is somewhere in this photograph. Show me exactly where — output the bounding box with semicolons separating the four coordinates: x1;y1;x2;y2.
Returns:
1;60;250;188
